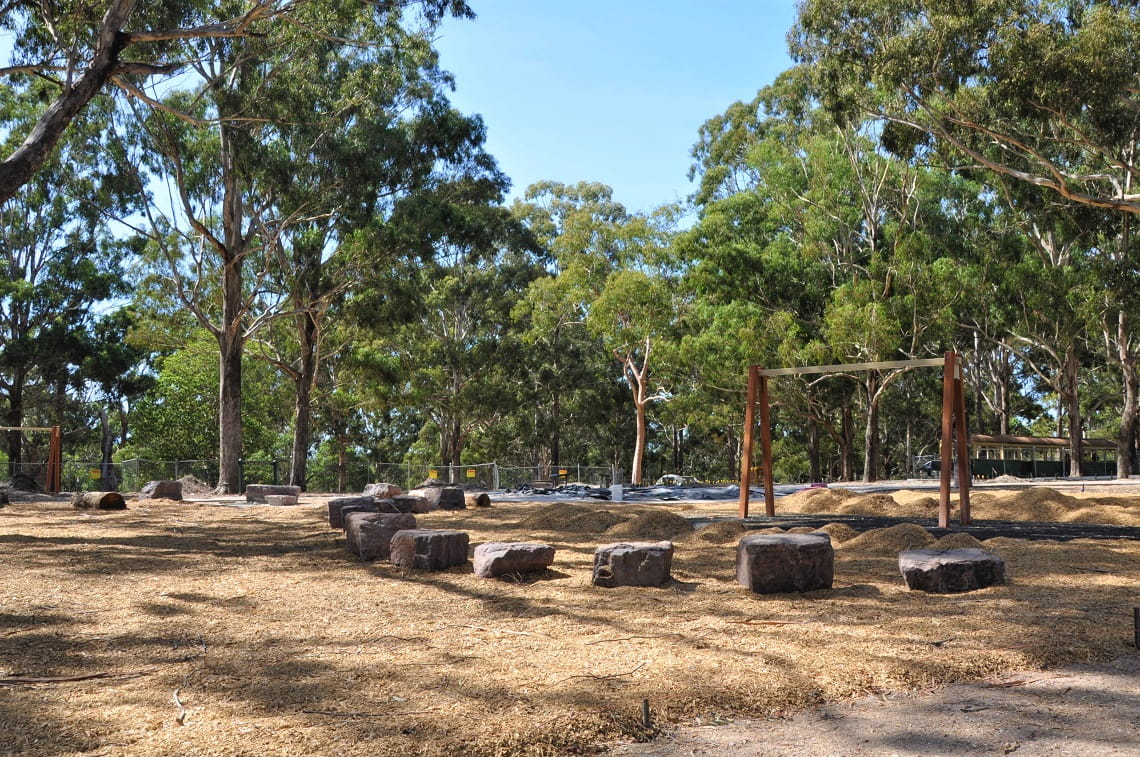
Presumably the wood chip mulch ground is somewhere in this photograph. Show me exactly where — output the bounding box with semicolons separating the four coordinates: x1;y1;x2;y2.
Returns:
1;486;1138;755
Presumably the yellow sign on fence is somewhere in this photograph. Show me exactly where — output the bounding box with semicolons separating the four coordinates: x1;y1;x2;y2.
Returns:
466;469;476;478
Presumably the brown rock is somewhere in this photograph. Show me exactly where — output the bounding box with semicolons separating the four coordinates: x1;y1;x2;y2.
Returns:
363;482;402;498
328;496;376;528
899;548;1006;593
245;484;301;504
139;480;183;501
389;529;469;570
473;542;554;578
592;541;674;587
736;533;834;594
345;512;417;561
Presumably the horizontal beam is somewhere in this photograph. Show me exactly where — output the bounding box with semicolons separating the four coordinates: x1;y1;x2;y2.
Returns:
754;357;946;377
0;426;56;432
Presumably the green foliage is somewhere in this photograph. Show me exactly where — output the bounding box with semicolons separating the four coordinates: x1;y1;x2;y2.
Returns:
125;333;289;462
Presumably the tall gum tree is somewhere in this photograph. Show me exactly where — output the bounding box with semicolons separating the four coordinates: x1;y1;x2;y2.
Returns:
124;1;474;491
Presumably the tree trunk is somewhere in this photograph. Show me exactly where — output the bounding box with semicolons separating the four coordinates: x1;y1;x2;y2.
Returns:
1062;348;1083;477
216;123;245;494
632;399;647;485
862;372;880;483
840;405;855;481
1116;310;1136;478
287;308;318;489
808;417;821;482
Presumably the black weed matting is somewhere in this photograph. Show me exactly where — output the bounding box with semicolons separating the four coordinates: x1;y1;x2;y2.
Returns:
695;514;1140;541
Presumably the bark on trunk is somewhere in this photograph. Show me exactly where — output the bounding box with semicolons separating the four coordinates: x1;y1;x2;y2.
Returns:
216;123;245;494
840;405;855;481
287;308;318;489
1117;310;1137;478
632;400;647;486
861;372;880;483
0;0;137;204
808;417;821;482
1063;349;1082;477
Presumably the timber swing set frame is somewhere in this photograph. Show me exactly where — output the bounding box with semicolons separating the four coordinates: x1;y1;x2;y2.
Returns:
0;425;63;493
737;351;971;528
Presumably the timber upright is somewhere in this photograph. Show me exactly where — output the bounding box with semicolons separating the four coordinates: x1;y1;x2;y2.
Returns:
738;353;970;526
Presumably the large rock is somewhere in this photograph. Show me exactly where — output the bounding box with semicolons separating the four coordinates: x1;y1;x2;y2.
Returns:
328;496;376;528
245;484;301;504
345;512;417;561
71;491;127;510
139;480;183;501
363;482;402;499
378;495;431;514
389;529;469;571
736;533;834;594
473;542;555;578
899;548;1006;593
592;541;674;588
265;494;298;506
418;486;466;511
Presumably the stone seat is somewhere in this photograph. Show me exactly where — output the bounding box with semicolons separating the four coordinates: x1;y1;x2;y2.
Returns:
139;480;183;501
265;494;298;506
245;484;301;504
473;542;555;578
389;529;469;571
328;496;377;528
899;548;1005;593
592;541;673;587
345;512;417;561
736;532;834;594
380;495;430;514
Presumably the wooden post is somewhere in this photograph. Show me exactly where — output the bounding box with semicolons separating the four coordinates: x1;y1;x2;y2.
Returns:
46;425;62;494
939;352;956;529
954;364;971;524
759;375;775;517
738;366;758;519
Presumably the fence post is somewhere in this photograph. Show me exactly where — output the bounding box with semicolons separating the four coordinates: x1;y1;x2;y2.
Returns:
492;463;500;490
272;458;279;486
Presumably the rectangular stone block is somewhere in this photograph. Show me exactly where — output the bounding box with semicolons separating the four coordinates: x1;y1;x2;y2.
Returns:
345;512;417;561
245;484;301;503
736;533;834;594
389;529;469;571
328;496;377;528
592;541;673;587
474;542;554;578
899;548;1005;593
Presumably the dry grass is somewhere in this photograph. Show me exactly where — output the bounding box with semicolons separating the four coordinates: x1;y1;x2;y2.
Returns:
0;488;1138;756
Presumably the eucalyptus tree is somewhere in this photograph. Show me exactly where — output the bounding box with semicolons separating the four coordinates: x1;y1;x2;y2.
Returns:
123;0;475;491
0;1;367;203
0;85;130;474
514;182;676;485
792;0;1140;214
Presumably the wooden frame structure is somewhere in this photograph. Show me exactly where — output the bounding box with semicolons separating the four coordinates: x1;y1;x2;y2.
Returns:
1;425;62;493
738;352;970;528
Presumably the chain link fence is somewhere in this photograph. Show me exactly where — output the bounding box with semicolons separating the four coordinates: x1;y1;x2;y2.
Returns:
7;459;621;494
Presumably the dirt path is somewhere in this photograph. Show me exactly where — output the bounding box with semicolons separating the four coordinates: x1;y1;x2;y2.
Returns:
609;653;1140;756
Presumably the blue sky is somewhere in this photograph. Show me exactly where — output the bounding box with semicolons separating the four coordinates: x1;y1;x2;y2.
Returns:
433;1;797;214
